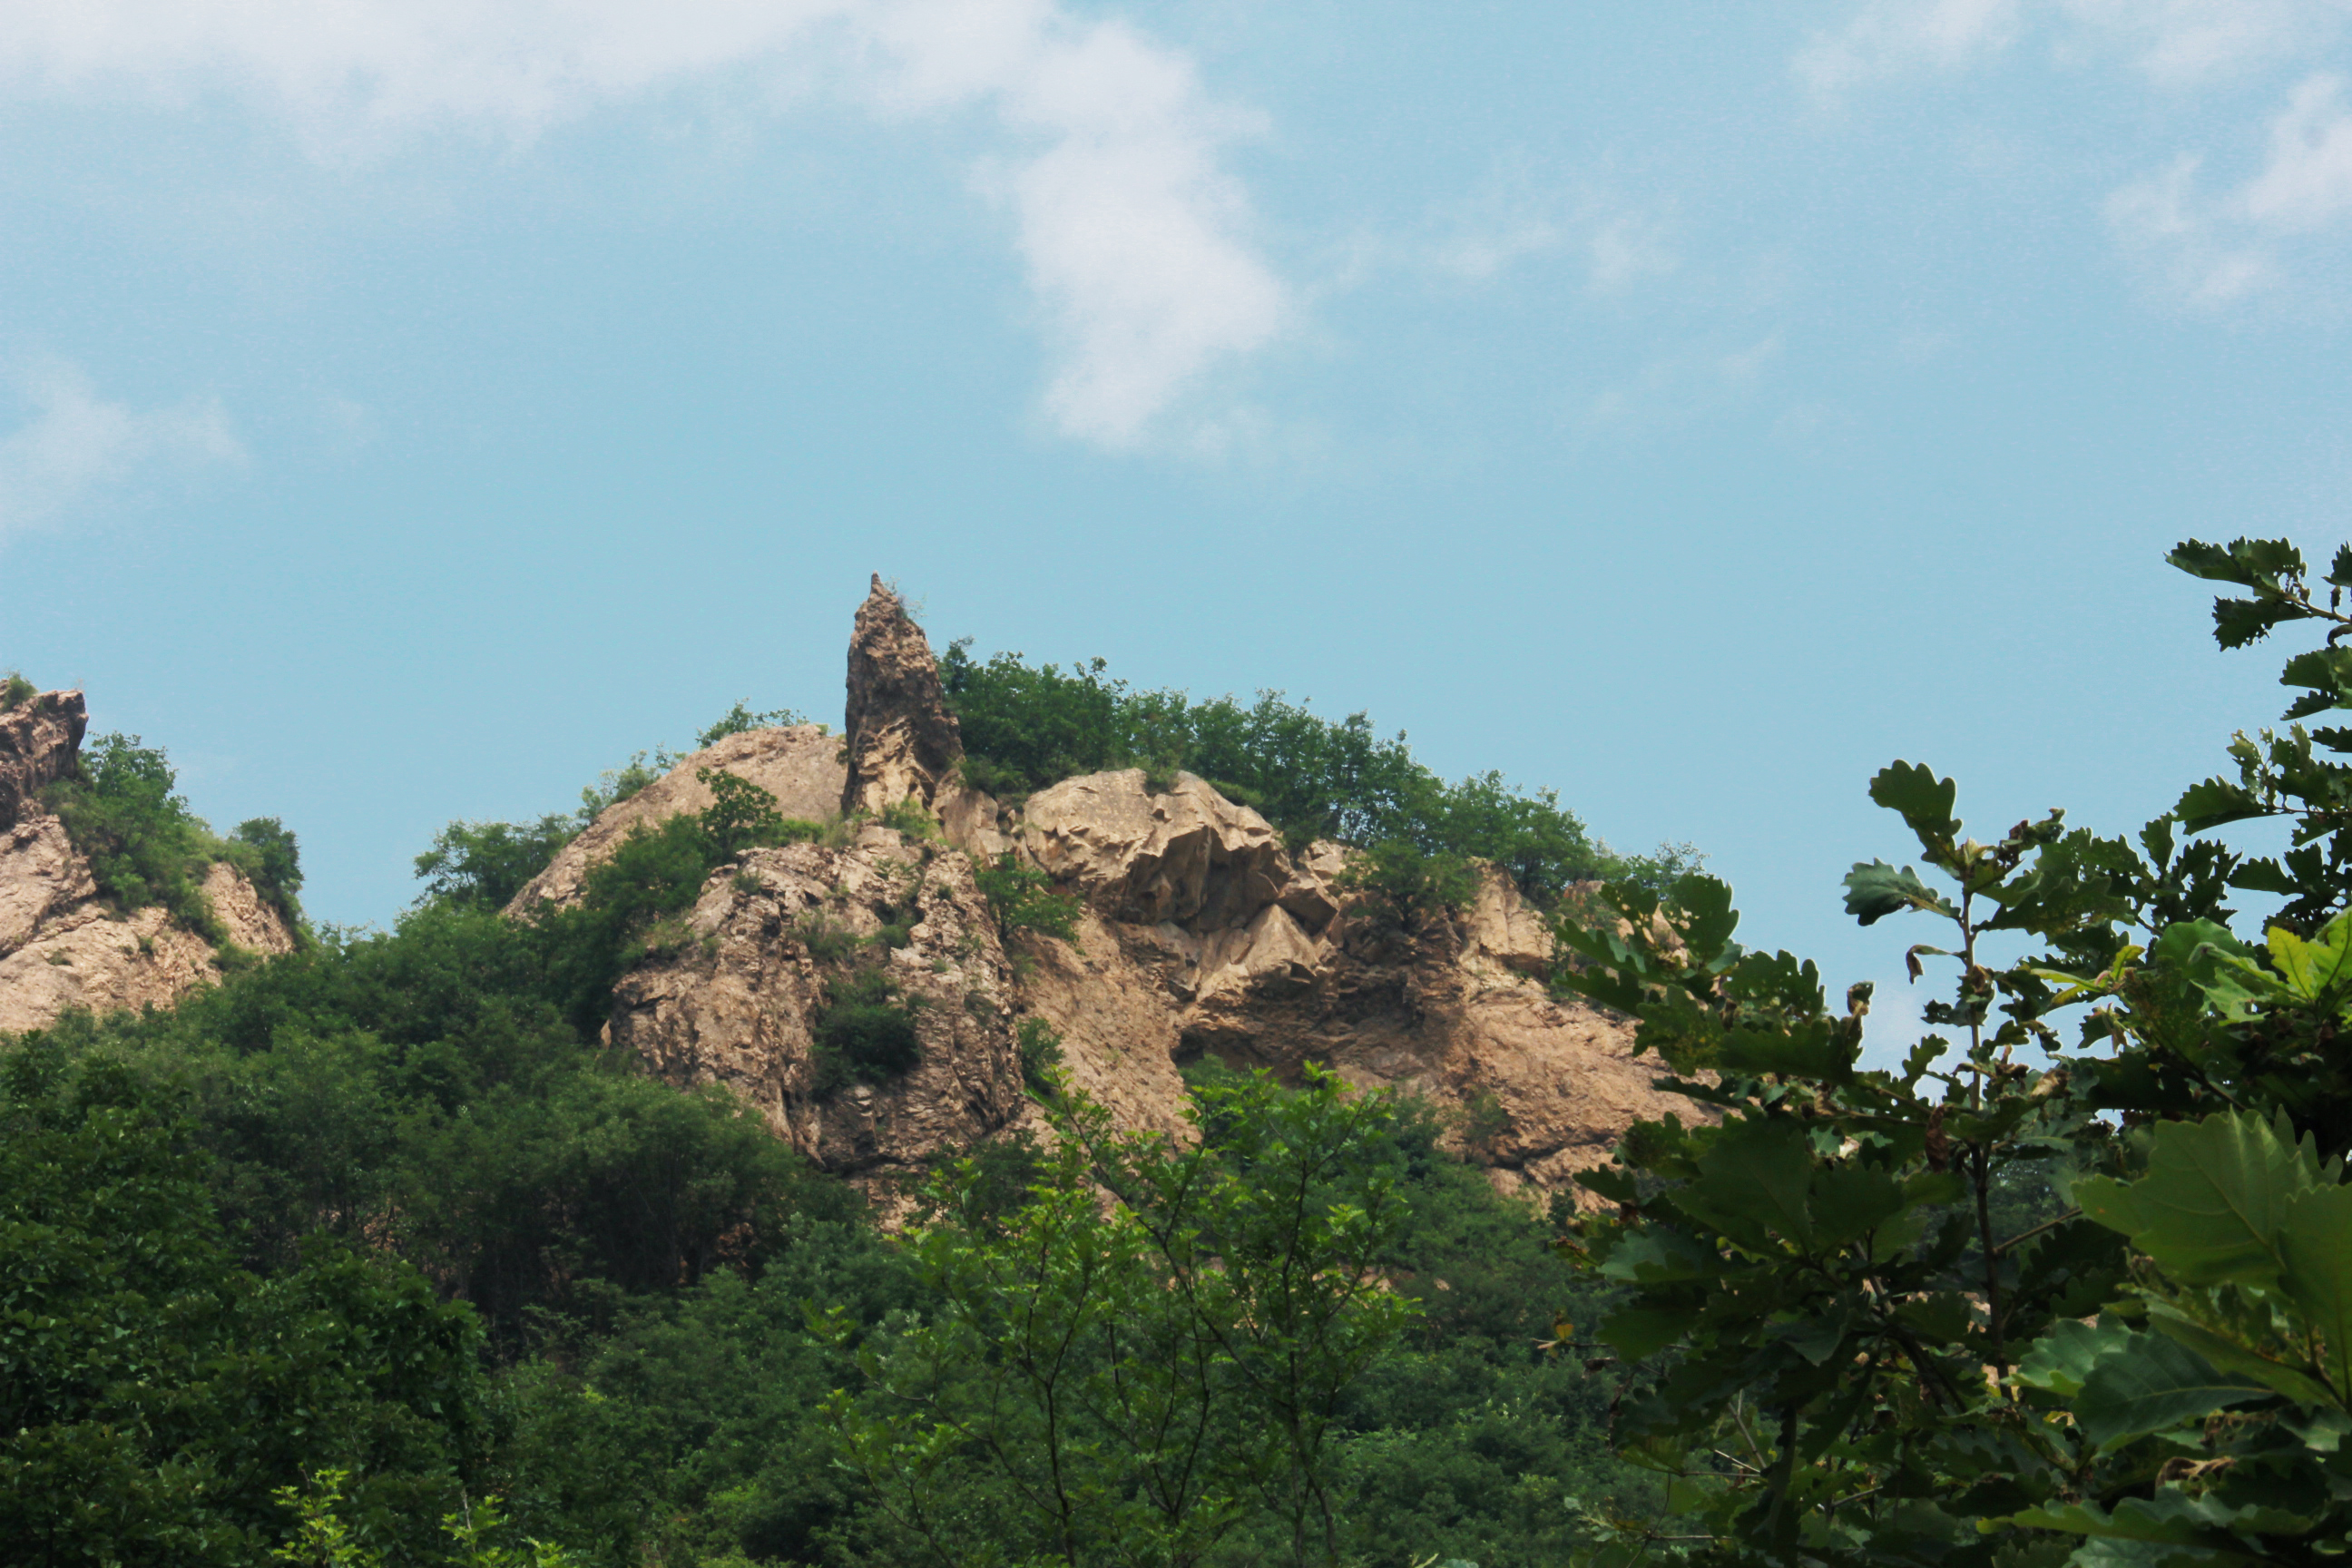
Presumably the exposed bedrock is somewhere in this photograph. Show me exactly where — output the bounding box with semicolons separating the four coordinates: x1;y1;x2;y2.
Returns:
547;576;1696;1202
0;687;298;1034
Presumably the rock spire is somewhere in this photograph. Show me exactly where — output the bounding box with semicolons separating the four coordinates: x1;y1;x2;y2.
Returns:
839;574;964;817
0;687;85;832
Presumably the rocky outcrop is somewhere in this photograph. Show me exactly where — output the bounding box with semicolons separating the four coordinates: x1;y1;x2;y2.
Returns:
0;688;299;1034
519;580;1690;1206
507;725;845;913
1021;770;1337;932
839;576;963;817
609;827;1024;1176
0;863;297;1036
0;689;86;831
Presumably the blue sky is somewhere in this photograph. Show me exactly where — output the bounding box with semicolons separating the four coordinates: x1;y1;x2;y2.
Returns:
5;0;2352;1041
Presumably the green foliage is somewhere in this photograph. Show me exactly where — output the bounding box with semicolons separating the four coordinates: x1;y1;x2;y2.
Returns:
697;767;785;857
44;730;305;942
809;967;923;1093
1;670;34;709
824;1068;1420;1568
1015;1014;1063;1093
940;642;1692;906
576;750;676;820
0;1044;485;1567
415;817;578;912
17;900;858;1355
874;796;941;840
696;701;809;749
1541;534;2352;1567
225;815;306;923
971;850;1083;945
271;1472;582;1568
1339;838;1482;920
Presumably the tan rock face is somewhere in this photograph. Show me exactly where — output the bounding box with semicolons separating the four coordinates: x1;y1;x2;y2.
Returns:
0;903;225;1036
0;841;297;1035
839;575;963;817
0;686;298;1035
510;601;1689;1206
0;689;86;831
506;726;845;914
608;828;1024;1176
0;816;96;954
1022;769;1315;931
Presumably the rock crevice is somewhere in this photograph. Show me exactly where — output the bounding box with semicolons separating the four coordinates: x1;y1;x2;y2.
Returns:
0;688;298;1034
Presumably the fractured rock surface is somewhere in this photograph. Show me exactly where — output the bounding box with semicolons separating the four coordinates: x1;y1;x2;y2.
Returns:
0;689;86;832
610;827;1024;1176
532;579;1694;1203
839;575;964;818
508;725;845;914
0;688;299;1034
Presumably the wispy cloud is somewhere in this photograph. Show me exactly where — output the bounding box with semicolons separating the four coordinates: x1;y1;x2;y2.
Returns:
0;360;244;540
1796;0;2023;95
1798;0;2341;93
1422;160;1677;294
2109;73;2352;304
0;0;1289;450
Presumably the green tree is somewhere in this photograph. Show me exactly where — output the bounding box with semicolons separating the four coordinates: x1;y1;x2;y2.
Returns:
1544;536;2352;1567
826;1067;1418;1568
0;1043;485;1567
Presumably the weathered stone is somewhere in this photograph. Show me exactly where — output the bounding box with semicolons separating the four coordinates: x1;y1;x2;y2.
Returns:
0;816;95;954
608;831;1024;1180
1022;769;1313;932
0;689;85;832
507;725;845;913
0;860;296;1035
840;576;963;817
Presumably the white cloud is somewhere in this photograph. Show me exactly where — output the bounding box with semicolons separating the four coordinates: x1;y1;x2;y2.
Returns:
2242;71;2352;228
1799;0;2339;93
2060;0;2327;86
2109;74;2352;303
1796;0;2023;94
0;0;1289;449
1424;162;1676;294
0;360;244;539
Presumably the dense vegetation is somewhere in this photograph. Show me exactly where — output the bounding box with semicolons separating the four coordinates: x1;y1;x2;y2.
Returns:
1549;537;2352;1565
64;543;2352;1568
41;731;306;939
940;642;1697;907
2;691;1651;1566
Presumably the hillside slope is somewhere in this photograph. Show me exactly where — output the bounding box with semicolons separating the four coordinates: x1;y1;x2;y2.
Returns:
531;579;1693;1200
0;689;296;1033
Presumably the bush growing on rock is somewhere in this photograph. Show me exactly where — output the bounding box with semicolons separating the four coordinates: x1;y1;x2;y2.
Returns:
971;851;1082;946
940;640;1693;906
43;730;304;944
809;967;923;1093
696;701;808;749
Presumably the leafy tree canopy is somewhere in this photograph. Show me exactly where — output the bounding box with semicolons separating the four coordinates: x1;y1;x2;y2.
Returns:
1548;535;2352;1567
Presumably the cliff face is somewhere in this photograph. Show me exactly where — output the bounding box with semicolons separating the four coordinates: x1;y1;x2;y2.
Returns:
0;691;297;1034
555;583;1690;1200
610;828;1024;1174
839;576;963;818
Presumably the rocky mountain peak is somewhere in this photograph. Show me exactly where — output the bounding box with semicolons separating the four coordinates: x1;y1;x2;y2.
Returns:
0;687;86;832
840;574;964;817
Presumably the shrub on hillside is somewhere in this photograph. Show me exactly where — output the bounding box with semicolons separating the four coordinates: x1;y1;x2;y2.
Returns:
43;731;305;943
939;641;1693;906
696;701;809;749
809;968;922;1093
